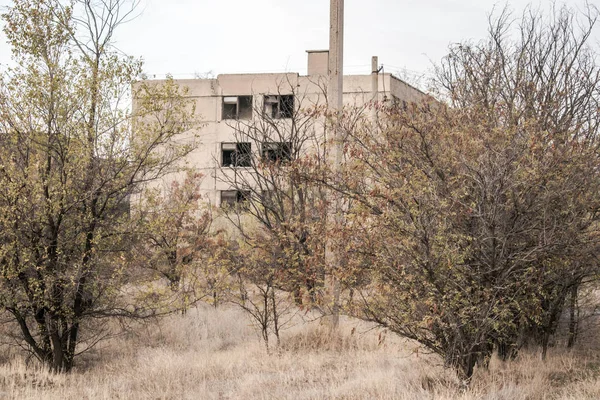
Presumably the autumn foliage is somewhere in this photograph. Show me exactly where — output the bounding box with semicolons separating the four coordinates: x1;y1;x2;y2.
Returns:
333;4;600;379
2;0;600;386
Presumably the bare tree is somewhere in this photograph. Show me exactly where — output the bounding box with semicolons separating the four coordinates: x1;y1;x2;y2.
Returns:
218;79;331;308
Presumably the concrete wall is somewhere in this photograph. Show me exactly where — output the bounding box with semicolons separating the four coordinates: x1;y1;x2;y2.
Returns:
307;50;329;76
390;75;428;103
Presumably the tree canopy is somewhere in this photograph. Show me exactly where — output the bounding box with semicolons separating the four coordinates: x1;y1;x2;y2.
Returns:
333;4;600;380
0;0;197;371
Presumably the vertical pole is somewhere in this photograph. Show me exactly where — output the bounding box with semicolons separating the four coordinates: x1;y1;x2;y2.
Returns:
328;0;344;111
325;0;344;330
371;56;379;124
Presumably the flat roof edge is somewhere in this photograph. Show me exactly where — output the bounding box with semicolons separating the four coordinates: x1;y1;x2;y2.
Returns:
216;72;300;79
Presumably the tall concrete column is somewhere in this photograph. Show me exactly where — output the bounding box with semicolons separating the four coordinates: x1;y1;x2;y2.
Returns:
371;56;379;123
328;0;344;110
325;0;344;330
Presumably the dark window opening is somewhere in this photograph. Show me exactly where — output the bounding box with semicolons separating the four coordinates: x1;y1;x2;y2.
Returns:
222;96;253;120
222;142;251;167
264;95;294;119
262;142;292;163
221;190;250;208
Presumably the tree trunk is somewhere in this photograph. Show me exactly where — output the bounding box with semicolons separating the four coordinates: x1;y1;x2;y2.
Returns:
270;287;281;348
567;284;579;348
292;285;303;306
457;353;476;387
541;331;550;361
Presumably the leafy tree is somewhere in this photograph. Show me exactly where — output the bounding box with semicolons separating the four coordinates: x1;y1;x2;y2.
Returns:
0;0;197;371
334;4;600;381
132;171;216;311
434;3;600;357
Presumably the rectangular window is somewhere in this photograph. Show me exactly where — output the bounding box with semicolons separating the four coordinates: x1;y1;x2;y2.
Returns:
222;96;253;120
220;190;250;208
263;95;294;119
222;142;251;167
262;142;292;163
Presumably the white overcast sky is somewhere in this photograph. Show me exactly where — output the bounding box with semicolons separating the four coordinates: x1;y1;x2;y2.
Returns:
1;0;599;87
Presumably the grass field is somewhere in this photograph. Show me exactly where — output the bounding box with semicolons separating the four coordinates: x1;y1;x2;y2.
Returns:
1;305;600;399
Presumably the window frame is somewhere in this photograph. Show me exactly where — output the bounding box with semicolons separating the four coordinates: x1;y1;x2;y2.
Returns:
222;95;253;120
261;141;293;163
220;190;250;208
263;94;294;119
221;142;252;168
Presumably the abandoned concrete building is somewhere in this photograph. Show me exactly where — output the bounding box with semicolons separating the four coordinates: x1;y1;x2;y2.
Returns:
148;50;426;206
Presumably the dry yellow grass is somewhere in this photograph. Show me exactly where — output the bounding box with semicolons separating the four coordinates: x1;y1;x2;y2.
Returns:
1;305;599;399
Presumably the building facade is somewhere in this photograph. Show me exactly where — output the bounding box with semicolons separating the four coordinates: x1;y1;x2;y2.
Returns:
146;50;426;206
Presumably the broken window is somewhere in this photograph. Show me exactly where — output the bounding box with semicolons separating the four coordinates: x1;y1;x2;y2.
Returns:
263;95;294;119
262;142;292;163
220;190;250;208
221;142;251;167
222;96;253;120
